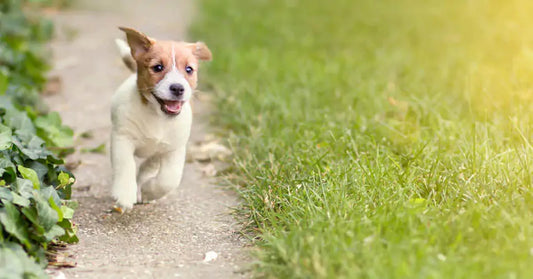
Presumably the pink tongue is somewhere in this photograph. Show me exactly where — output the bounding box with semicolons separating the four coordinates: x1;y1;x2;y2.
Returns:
164;101;182;113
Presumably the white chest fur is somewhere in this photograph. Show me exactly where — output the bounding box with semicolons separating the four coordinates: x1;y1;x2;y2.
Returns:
111;75;192;157
110;74;192;208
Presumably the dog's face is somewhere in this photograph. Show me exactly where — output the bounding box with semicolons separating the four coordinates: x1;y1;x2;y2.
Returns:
119;27;212;116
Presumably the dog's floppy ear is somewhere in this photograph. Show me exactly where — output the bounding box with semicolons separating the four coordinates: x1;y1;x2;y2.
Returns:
118;27;155;60
189;42;212;61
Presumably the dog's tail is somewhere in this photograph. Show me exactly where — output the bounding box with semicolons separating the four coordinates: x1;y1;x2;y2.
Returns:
115;39;136;72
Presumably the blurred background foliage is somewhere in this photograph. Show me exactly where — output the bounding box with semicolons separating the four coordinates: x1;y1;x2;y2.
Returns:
192;0;533;277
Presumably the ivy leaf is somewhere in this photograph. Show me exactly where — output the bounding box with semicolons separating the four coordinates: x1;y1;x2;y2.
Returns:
11;131;51;160
43;224;64;242
20;206;37;225
0;0;78;272
0;246;25;279
21;206;44;235
33;192;58;231
46;154;63;164
48;196;63;222
0;155;16;180
60;205;74;219
0;201;30;248
0;244;47;279
0;123;12;150
3;108;35;134
57;219;78;244
0;95;14;110
57;171;70;187
11;192;29;207
54;171;72;200
62;200;78;210
13;178;33;199
35;112;73;148
17;165;39;189
26;161;48;184
0;187;13;201
39;185;61;207
59;229;78;244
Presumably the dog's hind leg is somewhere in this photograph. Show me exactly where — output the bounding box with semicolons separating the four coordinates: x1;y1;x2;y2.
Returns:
141;147;186;201
136;156;161;203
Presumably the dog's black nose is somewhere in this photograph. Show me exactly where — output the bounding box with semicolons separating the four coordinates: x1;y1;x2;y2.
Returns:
169;83;185;96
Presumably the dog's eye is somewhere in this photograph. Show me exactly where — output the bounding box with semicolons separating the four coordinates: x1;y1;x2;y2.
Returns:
152;64;164;73
185;66;194;74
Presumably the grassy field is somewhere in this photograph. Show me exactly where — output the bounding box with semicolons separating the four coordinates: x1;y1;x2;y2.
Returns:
192;0;533;277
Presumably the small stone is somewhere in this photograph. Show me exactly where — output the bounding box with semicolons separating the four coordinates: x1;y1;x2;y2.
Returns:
203;251;218;262
46;270;66;279
200;163;217;177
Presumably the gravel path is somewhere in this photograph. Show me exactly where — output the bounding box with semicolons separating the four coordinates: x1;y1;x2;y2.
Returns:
43;1;248;278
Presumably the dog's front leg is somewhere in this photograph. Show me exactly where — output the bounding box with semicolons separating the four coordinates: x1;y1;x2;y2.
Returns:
111;133;137;209
141;147;186;201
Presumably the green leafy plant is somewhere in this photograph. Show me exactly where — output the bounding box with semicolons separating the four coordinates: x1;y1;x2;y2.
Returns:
0;0;77;277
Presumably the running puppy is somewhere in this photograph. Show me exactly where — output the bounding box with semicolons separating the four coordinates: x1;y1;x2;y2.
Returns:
111;27;212;209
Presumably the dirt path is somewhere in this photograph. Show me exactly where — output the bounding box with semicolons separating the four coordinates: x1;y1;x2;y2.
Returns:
44;1;248;278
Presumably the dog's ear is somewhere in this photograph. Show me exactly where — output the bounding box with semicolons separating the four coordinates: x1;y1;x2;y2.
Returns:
118;27;155;60
189;42;212;61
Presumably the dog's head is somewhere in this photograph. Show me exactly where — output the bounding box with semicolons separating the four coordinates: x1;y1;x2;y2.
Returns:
119;27;212;116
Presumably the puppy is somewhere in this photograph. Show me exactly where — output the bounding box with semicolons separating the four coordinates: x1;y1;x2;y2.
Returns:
111;27;212;209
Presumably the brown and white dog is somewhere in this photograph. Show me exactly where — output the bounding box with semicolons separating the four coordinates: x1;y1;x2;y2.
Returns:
111;27;211;209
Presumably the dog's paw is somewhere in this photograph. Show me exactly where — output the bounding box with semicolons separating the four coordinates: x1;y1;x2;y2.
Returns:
114;194;136;210
141;178;177;201
115;199;134;210
112;186;137;210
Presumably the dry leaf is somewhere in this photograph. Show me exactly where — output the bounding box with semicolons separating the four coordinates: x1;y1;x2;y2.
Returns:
189;141;232;162
112;206;124;214
43;76;62;96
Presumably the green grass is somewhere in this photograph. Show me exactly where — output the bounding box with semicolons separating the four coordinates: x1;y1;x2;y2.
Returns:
192;0;533;277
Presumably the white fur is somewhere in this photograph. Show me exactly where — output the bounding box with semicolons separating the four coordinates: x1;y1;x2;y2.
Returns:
154;68;192;102
115;39;131;58
110;74;192;209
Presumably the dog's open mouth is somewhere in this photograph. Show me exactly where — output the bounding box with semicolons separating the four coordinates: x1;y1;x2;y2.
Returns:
153;95;185;115
162;100;184;115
